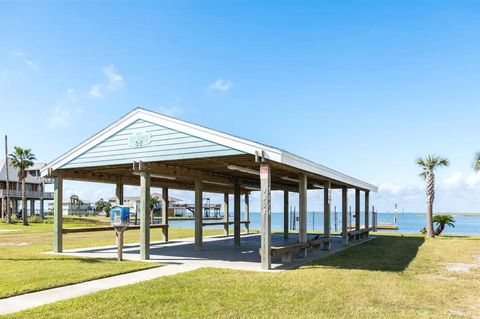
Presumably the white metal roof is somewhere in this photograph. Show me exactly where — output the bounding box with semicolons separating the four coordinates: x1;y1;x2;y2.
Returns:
42;108;377;192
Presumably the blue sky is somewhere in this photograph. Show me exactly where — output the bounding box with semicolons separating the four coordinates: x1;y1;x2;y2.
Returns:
1;1;479;213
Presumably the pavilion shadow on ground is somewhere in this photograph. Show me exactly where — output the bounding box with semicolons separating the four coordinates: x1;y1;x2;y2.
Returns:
60;233;374;271
305;235;425;272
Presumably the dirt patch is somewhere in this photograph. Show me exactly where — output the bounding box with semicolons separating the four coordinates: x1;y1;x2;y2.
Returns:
0;242;29;246
446;263;479;273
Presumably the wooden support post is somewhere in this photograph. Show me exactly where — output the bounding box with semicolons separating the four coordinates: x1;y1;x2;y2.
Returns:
372;205;377;232
245;192;250;234
116;231;124;261
283;190;289;239
355;188;361;240
260;163;271;270
234;182;241;246
162;187;169;241
53;176;63;253
29;199;35;216
223;193;229;236
365;191;370;237
140;171;150;260
115;182;124;205
298;174;307;258
323;181;331;250
342;187;348;246
195;178;203;251
40;198;44;219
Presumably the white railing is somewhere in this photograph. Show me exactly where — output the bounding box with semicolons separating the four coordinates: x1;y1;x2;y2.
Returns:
0;190;53;199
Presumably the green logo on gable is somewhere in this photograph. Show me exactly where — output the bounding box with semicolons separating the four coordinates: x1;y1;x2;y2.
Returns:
128;132;152;148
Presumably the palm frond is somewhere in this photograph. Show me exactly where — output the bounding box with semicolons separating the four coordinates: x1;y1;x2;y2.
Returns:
474;151;480;172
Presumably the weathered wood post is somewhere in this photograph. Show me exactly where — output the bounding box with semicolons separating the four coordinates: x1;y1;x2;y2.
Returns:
115;181;124;205
372;205;377;232
260;163;271;270
223;193;229;236
140;170;150;260
342;186;348;246
323;181;331;250
365;191;370;237
298;174;308;258
355;188;361;240
195;178;203;251
284;190;289;239
53;176;63;253
162;187;169;242
234;182;241;246
39;198;44;219
244;192;250;234
29;200;35;217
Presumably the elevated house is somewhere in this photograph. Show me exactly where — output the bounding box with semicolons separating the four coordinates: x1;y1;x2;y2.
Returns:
0;159;53;218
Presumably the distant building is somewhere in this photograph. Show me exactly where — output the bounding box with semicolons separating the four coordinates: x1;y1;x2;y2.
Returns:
47;196;94;216
108;192;185;217
0;159;53;218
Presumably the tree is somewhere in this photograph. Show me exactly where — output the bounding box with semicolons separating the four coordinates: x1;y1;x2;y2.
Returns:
417;154;449;238
95;199;112;217
433;214;455;236
474;152;480;172
8;147;36;226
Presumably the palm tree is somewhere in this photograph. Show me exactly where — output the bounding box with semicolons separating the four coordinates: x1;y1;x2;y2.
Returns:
8;147;36;226
473;152;480;172
433;214;455;235
417;154;449;238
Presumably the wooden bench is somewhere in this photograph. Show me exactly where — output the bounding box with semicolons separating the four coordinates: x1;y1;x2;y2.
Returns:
308;236;331;253
270;242;309;263
346;228;370;241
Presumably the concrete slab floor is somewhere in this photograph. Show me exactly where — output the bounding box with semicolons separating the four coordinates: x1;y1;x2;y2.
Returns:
53;233;374;272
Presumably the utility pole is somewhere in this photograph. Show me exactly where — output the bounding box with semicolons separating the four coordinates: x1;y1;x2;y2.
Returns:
5;135;11;224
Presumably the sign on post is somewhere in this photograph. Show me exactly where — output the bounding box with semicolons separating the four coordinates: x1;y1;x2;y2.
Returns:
111;206;130;261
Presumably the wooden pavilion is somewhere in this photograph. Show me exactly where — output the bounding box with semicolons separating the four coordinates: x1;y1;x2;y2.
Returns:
41;108;377;270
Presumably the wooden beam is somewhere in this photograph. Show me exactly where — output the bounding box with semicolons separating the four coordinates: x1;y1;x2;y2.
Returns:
245;192;250;234
195;178;203;251
140;171;150;260
323;180;331;250
298;173;307;258
283;190;289;239
162;187;169;242
234;182;241;246
260;163;271;270
53;176;63;253
365;191;370;236
223;193;229;236
115;181;124;205
355;188;361;240
63;224;168;234
342;187;348;246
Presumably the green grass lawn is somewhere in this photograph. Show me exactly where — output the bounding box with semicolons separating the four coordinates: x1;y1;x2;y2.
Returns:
2;233;479;318
0;221;223;299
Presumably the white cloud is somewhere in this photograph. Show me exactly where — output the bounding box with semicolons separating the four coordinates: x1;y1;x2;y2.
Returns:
103;65;124;90
89;84;104;99
444;171;464;189
48;89;83;128
207;79;233;94
89;65;124;99
11;51;38;71
158;105;183;117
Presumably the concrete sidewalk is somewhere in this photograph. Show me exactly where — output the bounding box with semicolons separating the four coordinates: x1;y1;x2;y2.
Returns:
0;264;199;316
